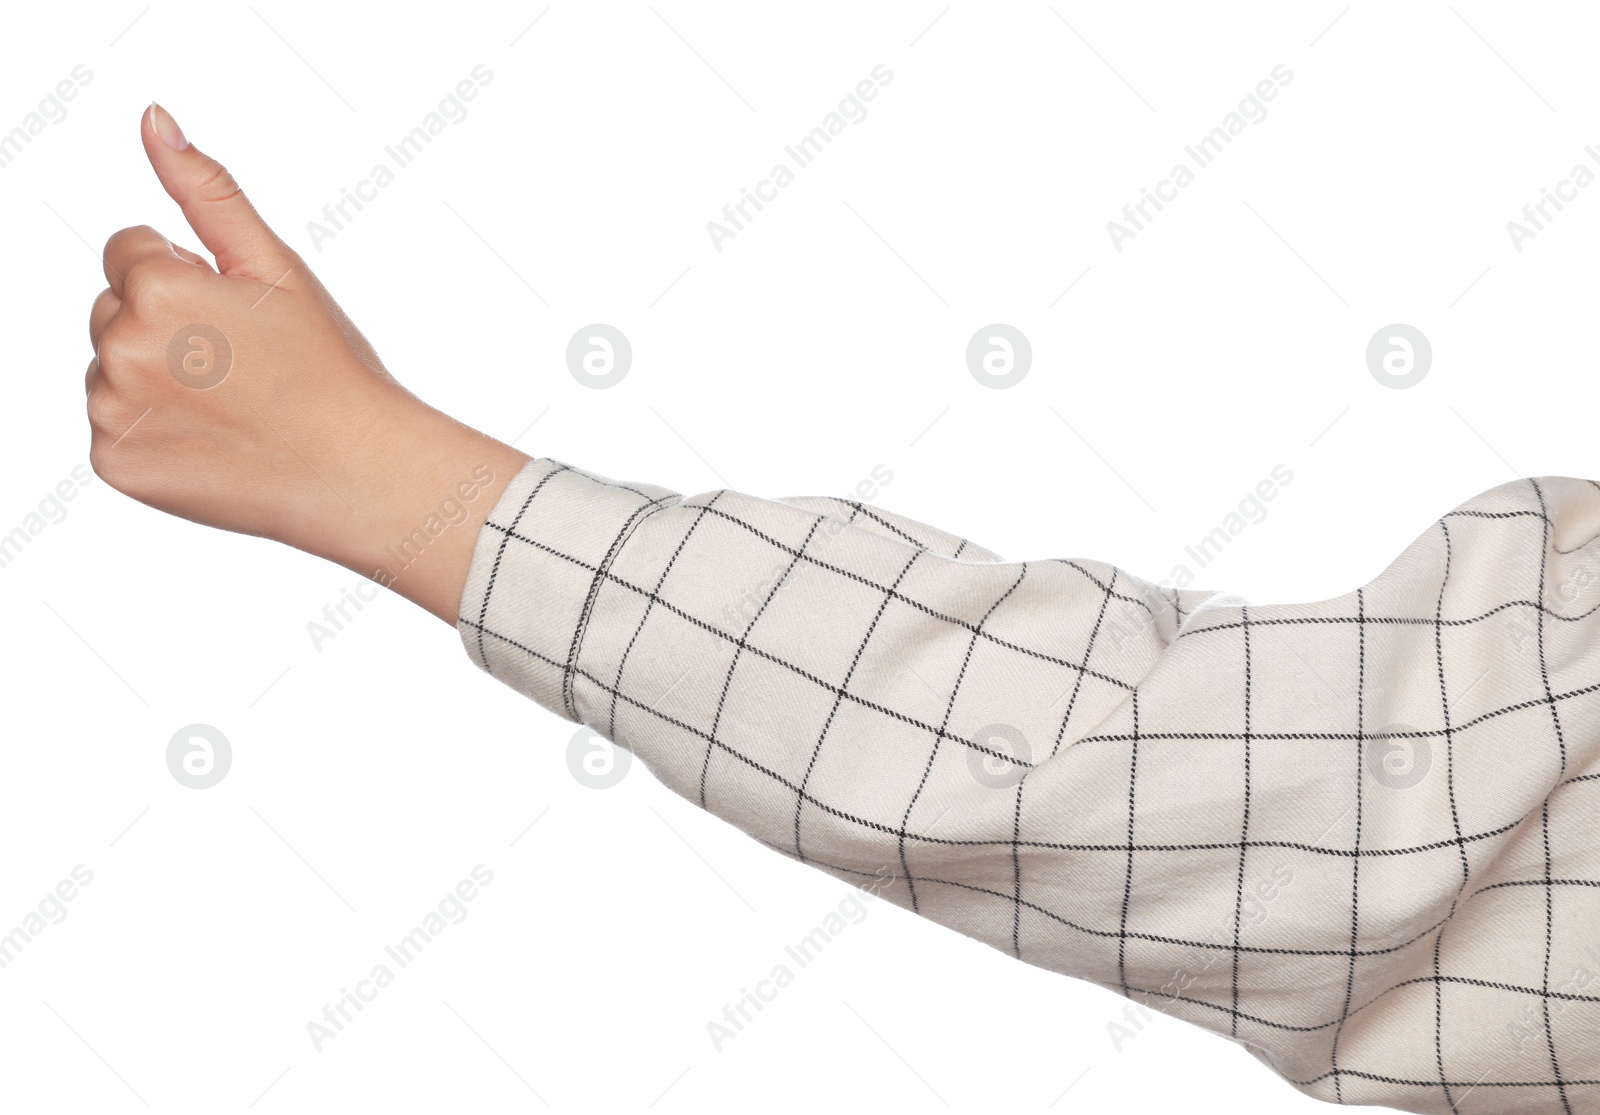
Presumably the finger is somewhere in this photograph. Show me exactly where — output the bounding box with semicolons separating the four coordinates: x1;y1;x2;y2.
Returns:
89;288;121;352
103;225;179;298
141;102;295;281
85;355;101;397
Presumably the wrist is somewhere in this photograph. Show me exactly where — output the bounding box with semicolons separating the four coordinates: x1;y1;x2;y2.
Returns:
298;386;531;623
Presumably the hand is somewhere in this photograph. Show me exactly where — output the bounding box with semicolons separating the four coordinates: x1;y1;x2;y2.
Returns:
86;103;529;623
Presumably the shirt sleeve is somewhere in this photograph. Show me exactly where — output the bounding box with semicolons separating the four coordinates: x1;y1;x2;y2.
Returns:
457;456;1600;1114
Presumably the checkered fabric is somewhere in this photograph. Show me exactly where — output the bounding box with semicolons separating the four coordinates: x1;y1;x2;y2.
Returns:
457;457;1600;1115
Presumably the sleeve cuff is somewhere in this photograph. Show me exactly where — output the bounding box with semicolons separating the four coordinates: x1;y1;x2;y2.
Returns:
456;457;682;721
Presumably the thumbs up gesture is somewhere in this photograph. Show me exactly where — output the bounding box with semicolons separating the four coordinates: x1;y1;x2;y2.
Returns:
86;104;528;622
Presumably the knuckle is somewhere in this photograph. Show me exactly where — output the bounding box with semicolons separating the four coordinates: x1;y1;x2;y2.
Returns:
127;256;210;322
103;224;158;258
95;322;143;373
191;159;243;204
123;260;185;313
88;289;118;337
85;385;124;436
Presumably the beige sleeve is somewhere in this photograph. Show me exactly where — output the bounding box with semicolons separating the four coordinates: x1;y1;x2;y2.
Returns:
458;456;1600;1114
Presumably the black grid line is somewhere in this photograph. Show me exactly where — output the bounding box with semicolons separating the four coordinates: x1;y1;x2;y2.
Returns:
1531;479;1576;1115
1331;586;1367;1104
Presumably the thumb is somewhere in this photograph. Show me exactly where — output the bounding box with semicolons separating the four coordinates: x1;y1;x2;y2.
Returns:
141;102;296;281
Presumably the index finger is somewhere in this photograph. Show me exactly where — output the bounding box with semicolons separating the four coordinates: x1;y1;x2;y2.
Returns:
102;224;184;298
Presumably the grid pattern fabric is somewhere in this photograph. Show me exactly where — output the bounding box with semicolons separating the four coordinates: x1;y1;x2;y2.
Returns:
458;457;1600;1114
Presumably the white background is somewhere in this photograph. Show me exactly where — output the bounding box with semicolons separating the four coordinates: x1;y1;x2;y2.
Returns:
1;2;1593;1111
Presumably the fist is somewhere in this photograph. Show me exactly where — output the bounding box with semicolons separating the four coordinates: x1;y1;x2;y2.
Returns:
86;103;417;562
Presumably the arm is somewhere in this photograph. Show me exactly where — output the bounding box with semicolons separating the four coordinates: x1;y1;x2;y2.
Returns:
91;105;1600;1112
